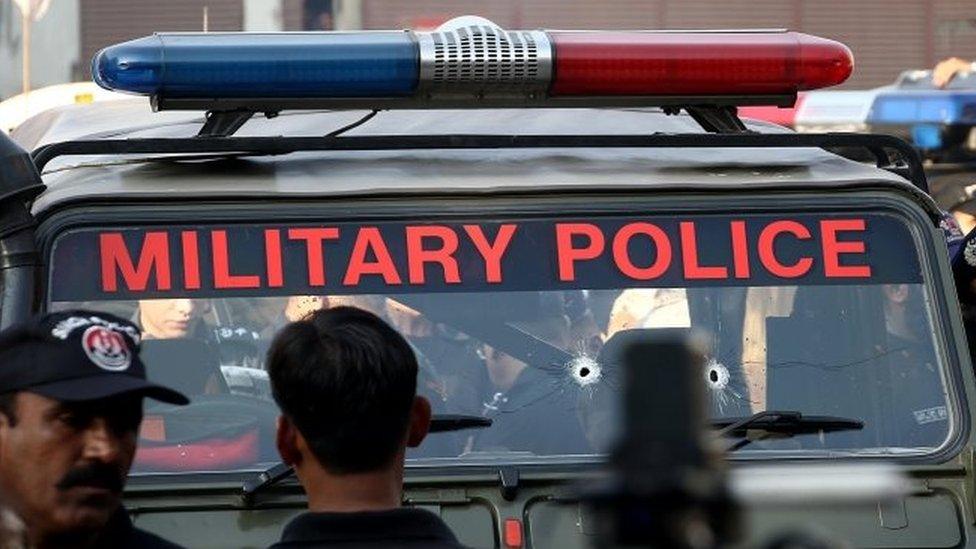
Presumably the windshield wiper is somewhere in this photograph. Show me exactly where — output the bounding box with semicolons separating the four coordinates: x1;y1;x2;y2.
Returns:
712;410;863;452
241;414;492;501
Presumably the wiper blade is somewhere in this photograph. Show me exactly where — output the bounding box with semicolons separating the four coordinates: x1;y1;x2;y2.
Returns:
428;414;493;432
241;414;491;501
712;411;863;452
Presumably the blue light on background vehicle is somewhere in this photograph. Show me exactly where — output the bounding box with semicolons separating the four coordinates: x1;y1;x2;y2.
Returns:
867;92;976;125
910;124;942;149
92;33;419;98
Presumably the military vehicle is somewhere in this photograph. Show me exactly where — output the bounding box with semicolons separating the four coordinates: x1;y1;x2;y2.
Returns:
1;17;971;548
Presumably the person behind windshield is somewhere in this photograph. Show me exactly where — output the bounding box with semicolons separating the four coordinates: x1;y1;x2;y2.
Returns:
260;296;328;340
135;298;227;396
607;288;691;335
0;311;189;549
267;306;465;548
135;298;208;340
933;57;975;88
384;298;486;417
469;294;589;455
881;284;948;446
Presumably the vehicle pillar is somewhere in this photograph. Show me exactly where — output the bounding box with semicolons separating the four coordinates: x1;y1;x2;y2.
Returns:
0;131;43;329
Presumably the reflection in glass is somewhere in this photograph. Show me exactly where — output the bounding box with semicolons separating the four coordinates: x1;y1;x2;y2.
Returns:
53;282;951;474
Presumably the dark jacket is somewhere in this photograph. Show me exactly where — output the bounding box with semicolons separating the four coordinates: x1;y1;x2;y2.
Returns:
270;507;466;548
94;508;184;548
473;365;589;455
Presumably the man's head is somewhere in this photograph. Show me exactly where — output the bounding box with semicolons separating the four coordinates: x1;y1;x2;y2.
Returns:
137;298;206;339
0;311;188;545
268;306;430;475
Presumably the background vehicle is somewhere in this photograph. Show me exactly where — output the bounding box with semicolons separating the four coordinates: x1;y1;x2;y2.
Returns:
866;74;976;162
2;18;972;548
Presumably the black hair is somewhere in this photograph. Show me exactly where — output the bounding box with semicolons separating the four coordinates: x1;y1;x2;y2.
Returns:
267;306;418;474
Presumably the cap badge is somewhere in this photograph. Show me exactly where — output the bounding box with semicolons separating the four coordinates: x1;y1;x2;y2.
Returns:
965;237;976;268
941;214;965;241
81;326;131;371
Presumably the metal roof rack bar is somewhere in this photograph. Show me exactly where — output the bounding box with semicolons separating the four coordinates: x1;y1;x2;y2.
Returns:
151;94;798;113
31;132;927;192
196;104;757;138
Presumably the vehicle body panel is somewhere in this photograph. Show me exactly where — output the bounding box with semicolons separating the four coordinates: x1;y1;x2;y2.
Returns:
19;102;976;548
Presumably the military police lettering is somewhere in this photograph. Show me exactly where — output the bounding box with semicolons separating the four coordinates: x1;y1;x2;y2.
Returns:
46;214;922;302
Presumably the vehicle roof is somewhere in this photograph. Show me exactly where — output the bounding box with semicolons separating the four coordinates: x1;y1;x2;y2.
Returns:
25;99;933;217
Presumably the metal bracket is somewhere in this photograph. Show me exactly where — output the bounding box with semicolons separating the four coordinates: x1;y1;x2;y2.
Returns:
198;110;255;138
499;467;519;501
0;201;35;240
0;250;39;270
684;105;750;134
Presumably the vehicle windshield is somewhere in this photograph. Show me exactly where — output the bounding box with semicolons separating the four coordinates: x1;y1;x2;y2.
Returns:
46;209;955;474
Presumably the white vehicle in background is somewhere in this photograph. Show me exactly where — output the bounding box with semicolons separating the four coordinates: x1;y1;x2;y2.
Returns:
794;88;890;134
0;82;128;134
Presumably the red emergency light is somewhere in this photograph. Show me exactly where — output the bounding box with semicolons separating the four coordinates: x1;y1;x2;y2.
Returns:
549;32;853;96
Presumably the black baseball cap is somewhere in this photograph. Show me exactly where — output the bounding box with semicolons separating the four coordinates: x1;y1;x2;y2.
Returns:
0;310;189;404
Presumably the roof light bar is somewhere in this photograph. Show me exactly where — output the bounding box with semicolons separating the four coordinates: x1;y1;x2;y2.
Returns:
91;18;853;111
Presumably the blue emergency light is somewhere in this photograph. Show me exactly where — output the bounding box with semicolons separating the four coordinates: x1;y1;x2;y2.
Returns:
91;17;853;111
93;32;418;98
868;93;976;125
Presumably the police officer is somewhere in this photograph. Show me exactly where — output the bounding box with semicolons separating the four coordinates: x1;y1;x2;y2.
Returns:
268;306;465;548
0;311;189;548
952;228;976;356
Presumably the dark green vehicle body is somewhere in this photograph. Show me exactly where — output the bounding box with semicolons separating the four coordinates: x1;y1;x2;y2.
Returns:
10;100;976;548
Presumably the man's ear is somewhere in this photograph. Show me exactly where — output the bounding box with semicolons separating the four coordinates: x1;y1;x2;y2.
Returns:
0;415;8;466
406;396;432;448
275;415;302;467
0;397;18;467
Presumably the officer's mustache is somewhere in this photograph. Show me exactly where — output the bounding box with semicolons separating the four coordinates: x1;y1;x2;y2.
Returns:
56;463;125;493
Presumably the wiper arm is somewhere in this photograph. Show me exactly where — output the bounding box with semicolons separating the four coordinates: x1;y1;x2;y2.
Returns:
241;414;492;501
427;414;493;432
711;410;863;452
